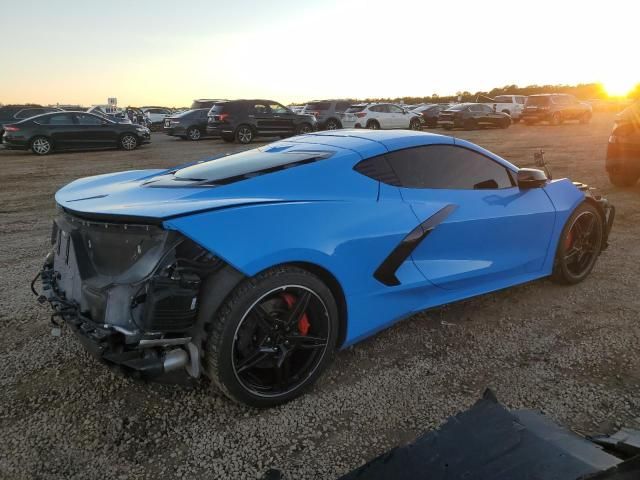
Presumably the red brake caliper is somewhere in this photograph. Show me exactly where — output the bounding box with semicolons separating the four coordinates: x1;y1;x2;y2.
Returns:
281;293;310;336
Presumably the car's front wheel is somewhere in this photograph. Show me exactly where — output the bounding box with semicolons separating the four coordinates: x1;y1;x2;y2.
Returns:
409;118;422;131
325;118;340;130
204;266;339;408
297;123;313;135
552;202;604;285
30;136;53;155
119;133;138;150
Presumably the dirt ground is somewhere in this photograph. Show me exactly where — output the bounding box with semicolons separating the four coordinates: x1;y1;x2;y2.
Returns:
1;114;639;479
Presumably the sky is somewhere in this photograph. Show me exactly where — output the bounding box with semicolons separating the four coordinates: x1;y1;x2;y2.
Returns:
1;0;638;107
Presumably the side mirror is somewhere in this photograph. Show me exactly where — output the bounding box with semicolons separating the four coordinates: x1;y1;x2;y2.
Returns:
517;168;548;188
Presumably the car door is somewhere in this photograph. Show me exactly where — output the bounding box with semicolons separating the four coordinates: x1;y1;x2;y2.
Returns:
388;104;409;128
384;144;557;291
481;104;504;126
73;113;116;147
269;102;296;134
377;105;395;128
41;113;78;149
249;102;274;135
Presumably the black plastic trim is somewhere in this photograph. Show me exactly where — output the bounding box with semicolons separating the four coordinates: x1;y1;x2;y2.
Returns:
374;204;457;286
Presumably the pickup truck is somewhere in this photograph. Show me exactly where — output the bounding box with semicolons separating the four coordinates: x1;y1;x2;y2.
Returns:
476;94;527;122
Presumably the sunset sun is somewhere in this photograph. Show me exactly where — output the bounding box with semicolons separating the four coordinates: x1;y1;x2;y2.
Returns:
603;78;637;97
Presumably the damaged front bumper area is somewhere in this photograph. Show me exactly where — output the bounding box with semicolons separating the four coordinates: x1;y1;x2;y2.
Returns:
573;182;616;250
36;210;224;378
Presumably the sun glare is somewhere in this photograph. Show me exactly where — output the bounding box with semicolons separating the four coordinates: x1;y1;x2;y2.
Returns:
603;78;636;97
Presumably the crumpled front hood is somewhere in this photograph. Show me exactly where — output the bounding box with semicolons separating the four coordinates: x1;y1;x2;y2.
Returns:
55;169;285;221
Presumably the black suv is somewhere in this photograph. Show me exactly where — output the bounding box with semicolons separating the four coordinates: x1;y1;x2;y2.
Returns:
206;100;317;144
522;94;592;126
606;102;640;187
301;100;351;130
164;108;211;141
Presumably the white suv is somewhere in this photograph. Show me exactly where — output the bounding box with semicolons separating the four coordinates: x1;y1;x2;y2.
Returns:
342;103;423;130
141;107;172;126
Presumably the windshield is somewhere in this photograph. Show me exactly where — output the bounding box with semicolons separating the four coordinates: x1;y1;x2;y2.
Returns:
173;146;334;184
526;96;550;106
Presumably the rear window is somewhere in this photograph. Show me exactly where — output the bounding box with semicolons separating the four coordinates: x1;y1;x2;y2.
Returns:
305;102;331;111
209;102;243;115
173;146;334;184
526;96;550;106
346;105;366;113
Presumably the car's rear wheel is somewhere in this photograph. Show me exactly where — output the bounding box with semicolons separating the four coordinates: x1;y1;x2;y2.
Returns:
235;125;254;144
325;118;340;130
187;127;202;141
550;112;562;126
204;266;339;408
366;120;380;130
30;136;53;155
297;123;313;135
119;133;138;150
608;170;640;187
409;118;422;131
579;112;592;124
552;202;604;285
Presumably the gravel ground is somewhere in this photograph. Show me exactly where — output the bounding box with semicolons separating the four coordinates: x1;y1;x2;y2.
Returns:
1;114;639;479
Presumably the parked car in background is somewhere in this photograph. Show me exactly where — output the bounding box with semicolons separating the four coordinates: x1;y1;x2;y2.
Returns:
289;105;305;114
164;108;211;141
301;100;352;130
2;111;150;155
606;102;640;187
413;104;450;128
141;107;172;126
438;103;511;130
341;103;423;130
522;94;592;126
206;100;317;144
0;106;62;143
87;105;131;123
483;95;527;122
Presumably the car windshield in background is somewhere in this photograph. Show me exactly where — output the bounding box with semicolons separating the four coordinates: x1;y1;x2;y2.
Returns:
527;96;551;106
346;105;366;113
305;102;331;111
174;147;334;184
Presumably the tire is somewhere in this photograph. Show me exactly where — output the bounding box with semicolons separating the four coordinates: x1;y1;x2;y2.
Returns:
409;118;422;131
608;171;640;187
325;118;340;130
366;120;380;130
579;112;592;124
551;202;604;285
235;125;254;144
550;112;562;126
464;118;477;130
204;266;339;408
30;136;53;155
186;127;202;141
221;135;235;143
502;109;511;116
499;118;510;129
297;123;313;135
119;133;138;150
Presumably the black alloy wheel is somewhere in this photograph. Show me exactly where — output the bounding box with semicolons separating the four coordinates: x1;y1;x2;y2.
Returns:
120;133;138;150
552;202;603;284
325;119;340;130
204;266;338;407
31;136;53;155
410;118;422;131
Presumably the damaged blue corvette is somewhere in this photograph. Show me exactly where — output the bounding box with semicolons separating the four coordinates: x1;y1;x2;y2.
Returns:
36;130;614;407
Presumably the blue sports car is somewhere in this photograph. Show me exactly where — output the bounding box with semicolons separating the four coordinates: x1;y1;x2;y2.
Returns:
36;130;614;407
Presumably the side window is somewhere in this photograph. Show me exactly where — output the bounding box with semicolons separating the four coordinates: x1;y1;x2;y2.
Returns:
369;105;381;113
357;145;514;190
516;97;526;104
336;102;350;112
75;113;105;125
43;113;75;125
388;105;404;113
251;103;270;114
269;103;288;114
481;105;493;113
